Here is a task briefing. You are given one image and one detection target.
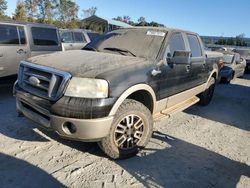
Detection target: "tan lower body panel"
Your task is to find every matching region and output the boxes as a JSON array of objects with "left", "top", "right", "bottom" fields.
[
  {"left": 153, "top": 83, "right": 206, "bottom": 120},
  {"left": 153, "top": 96, "right": 200, "bottom": 121}
]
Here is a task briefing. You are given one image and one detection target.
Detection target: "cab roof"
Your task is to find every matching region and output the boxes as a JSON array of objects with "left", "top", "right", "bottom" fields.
[
  {"left": 113, "top": 26, "right": 198, "bottom": 36},
  {"left": 0, "top": 20, "right": 57, "bottom": 28}
]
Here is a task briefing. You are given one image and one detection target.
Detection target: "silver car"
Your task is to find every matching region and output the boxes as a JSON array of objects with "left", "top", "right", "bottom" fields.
[
  {"left": 60, "top": 29, "right": 91, "bottom": 51},
  {"left": 0, "top": 21, "right": 62, "bottom": 78},
  {"left": 219, "top": 51, "right": 246, "bottom": 83}
]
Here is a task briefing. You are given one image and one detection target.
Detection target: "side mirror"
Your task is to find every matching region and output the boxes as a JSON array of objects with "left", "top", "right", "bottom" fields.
[
  {"left": 61, "top": 38, "right": 65, "bottom": 42},
  {"left": 170, "top": 51, "right": 191, "bottom": 64}
]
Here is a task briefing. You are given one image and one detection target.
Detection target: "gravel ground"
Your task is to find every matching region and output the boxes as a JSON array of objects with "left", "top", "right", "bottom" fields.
[{"left": 0, "top": 75, "right": 249, "bottom": 188}]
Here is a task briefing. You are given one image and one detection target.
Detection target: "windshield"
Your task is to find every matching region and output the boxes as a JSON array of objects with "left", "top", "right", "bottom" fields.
[
  {"left": 223, "top": 54, "right": 234, "bottom": 64},
  {"left": 84, "top": 28, "right": 167, "bottom": 59}
]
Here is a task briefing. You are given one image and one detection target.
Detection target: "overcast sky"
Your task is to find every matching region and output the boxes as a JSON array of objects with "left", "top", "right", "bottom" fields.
[{"left": 6, "top": 0, "right": 250, "bottom": 37}]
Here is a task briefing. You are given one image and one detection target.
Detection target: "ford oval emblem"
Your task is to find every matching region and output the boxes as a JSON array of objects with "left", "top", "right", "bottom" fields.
[{"left": 29, "top": 76, "right": 40, "bottom": 86}]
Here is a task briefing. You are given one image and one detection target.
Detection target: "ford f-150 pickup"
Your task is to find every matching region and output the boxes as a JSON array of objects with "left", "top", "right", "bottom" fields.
[{"left": 14, "top": 27, "right": 222, "bottom": 159}]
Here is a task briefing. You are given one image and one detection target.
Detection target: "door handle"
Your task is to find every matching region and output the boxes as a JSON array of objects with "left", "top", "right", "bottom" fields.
[
  {"left": 0, "top": 53, "right": 3, "bottom": 57},
  {"left": 17, "top": 49, "right": 27, "bottom": 54},
  {"left": 151, "top": 69, "right": 162, "bottom": 76},
  {"left": 186, "top": 65, "right": 191, "bottom": 73}
]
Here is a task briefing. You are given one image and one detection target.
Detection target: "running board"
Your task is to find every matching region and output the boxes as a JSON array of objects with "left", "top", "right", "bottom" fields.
[{"left": 153, "top": 96, "right": 200, "bottom": 121}]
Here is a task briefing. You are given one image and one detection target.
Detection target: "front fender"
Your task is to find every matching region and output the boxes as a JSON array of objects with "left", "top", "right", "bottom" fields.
[{"left": 108, "top": 84, "right": 157, "bottom": 116}]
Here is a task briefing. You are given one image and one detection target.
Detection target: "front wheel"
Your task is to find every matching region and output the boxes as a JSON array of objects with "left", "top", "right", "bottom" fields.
[
  {"left": 198, "top": 77, "right": 215, "bottom": 106},
  {"left": 98, "top": 99, "right": 153, "bottom": 159}
]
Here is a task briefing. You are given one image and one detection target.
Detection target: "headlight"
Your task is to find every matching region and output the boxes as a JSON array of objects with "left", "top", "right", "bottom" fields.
[{"left": 65, "top": 77, "right": 108, "bottom": 98}]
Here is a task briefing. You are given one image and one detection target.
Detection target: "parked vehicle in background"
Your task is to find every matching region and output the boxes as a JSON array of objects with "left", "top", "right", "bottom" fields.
[
  {"left": 208, "top": 46, "right": 235, "bottom": 52},
  {"left": 14, "top": 27, "right": 222, "bottom": 159},
  {"left": 86, "top": 31, "right": 101, "bottom": 42},
  {"left": 60, "top": 29, "right": 101, "bottom": 51},
  {"left": 233, "top": 48, "right": 250, "bottom": 73},
  {"left": 219, "top": 51, "right": 246, "bottom": 83},
  {"left": 0, "top": 21, "right": 62, "bottom": 79}
]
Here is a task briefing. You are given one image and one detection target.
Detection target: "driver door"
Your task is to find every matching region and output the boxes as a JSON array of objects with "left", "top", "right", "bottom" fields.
[{"left": 158, "top": 32, "right": 192, "bottom": 99}]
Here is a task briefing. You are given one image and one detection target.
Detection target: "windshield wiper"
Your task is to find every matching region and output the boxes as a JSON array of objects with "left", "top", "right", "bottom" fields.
[{"left": 104, "top": 47, "right": 136, "bottom": 57}]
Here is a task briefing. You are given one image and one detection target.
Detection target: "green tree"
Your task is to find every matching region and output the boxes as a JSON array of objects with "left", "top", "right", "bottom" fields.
[
  {"left": 37, "top": 0, "right": 57, "bottom": 24},
  {"left": 13, "top": 0, "right": 27, "bottom": 21},
  {"left": 226, "top": 37, "right": 235, "bottom": 46},
  {"left": 58, "top": 0, "right": 79, "bottom": 21},
  {"left": 137, "top": 16, "right": 147, "bottom": 26},
  {"left": 113, "top": 15, "right": 133, "bottom": 24},
  {"left": 215, "top": 38, "right": 227, "bottom": 45},
  {"left": 113, "top": 16, "right": 123, "bottom": 21},
  {"left": 138, "top": 16, "right": 146, "bottom": 23},
  {"left": 53, "top": 0, "right": 79, "bottom": 28},
  {"left": 122, "top": 16, "right": 130, "bottom": 23},
  {"left": 82, "top": 6, "right": 97, "bottom": 18},
  {"left": 24, "top": 0, "right": 39, "bottom": 21},
  {"left": 0, "top": 0, "right": 7, "bottom": 17},
  {"left": 236, "top": 34, "right": 247, "bottom": 46}
]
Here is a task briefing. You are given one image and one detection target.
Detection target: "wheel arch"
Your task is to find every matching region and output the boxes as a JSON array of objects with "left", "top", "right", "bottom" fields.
[
  {"left": 205, "top": 69, "right": 218, "bottom": 89},
  {"left": 109, "top": 84, "right": 157, "bottom": 116}
]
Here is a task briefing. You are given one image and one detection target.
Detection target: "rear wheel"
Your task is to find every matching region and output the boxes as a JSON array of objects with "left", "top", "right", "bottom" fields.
[
  {"left": 198, "top": 77, "right": 215, "bottom": 106},
  {"left": 99, "top": 99, "right": 153, "bottom": 159},
  {"left": 225, "top": 72, "right": 234, "bottom": 83}
]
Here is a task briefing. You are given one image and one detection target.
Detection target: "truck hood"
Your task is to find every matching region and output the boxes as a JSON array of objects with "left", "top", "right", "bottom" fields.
[{"left": 27, "top": 50, "right": 149, "bottom": 78}]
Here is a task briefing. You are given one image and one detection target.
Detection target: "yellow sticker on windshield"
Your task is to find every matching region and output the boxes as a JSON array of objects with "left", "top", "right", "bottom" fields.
[{"left": 146, "top": 31, "right": 165, "bottom": 37}]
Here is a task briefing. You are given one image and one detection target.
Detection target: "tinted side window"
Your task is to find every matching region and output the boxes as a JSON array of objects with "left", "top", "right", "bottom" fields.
[
  {"left": 31, "top": 27, "right": 59, "bottom": 46},
  {"left": 61, "top": 31, "right": 73, "bottom": 43},
  {"left": 87, "top": 32, "right": 100, "bottom": 41},
  {"left": 0, "top": 25, "right": 19, "bottom": 44},
  {"left": 18, "top": 26, "right": 26, "bottom": 44},
  {"left": 168, "top": 33, "right": 185, "bottom": 56},
  {"left": 74, "top": 32, "right": 86, "bottom": 43},
  {"left": 187, "top": 34, "right": 202, "bottom": 57}
]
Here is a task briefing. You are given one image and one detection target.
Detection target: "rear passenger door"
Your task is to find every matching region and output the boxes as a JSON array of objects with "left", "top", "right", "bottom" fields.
[
  {"left": 72, "top": 31, "right": 88, "bottom": 50},
  {"left": 185, "top": 33, "right": 206, "bottom": 85},
  {"left": 0, "top": 24, "right": 28, "bottom": 77}
]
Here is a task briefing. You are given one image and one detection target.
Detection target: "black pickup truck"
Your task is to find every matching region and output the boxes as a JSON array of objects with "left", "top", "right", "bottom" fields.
[{"left": 14, "top": 27, "right": 222, "bottom": 159}]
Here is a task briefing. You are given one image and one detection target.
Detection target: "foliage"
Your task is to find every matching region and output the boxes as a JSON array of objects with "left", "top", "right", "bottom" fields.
[
  {"left": 215, "top": 34, "right": 248, "bottom": 47},
  {"left": 58, "top": 0, "right": 79, "bottom": 22},
  {"left": 82, "top": 6, "right": 97, "bottom": 18},
  {"left": 0, "top": 0, "right": 7, "bottom": 16},
  {"left": 113, "top": 15, "right": 165, "bottom": 27},
  {"left": 13, "top": 0, "right": 27, "bottom": 21},
  {"left": 37, "top": 0, "right": 57, "bottom": 24},
  {"left": 10, "top": 0, "right": 166, "bottom": 31},
  {"left": 24, "top": 0, "right": 39, "bottom": 21}
]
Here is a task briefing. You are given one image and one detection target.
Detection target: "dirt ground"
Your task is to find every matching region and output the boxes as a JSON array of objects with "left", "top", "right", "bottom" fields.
[{"left": 0, "top": 75, "right": 249, "bottom": 188}]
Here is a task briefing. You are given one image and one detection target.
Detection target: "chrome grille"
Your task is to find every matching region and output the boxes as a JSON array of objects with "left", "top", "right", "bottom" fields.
[{"left": 18, "top": 61, "right": 71, "bottom": 101}]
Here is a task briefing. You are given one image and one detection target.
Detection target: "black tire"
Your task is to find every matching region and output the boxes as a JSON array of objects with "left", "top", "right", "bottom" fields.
[
  {"left": 198, "top": 77, "right": 215, "bottom": 106},
  {"left": 98, "top": 99, "right": 153, "bottom": 159},
  {"left": 225, "top": 72, "right": 234, "bottom": 83}
]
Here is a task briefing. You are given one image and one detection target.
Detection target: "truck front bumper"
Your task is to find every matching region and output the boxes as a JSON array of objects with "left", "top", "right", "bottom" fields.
[{"left": 15, "top": 86, "right": 113, "bottom": 142}]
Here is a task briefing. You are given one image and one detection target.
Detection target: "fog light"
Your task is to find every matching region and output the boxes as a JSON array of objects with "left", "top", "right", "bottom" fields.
[{"left": 63, "top": 122, "right": 77, "bottom": 134}]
